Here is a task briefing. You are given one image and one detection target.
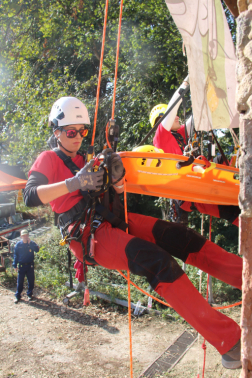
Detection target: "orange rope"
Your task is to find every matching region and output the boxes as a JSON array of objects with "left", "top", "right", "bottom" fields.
[
  {"left": 213, "top": 301, "right": 242, "bottom": 310},
  {"left": 91, "top": 0, "right": 109, "bottom": 147},
  {"left": 111, "top": 0, "right": 123, "bottom": 119},
  {"left": 117, "top": 270, "right": 172, "bottom": 307},
  {"left": 105, "top": 121, "right": 112, "bottom": 148},
  {"left": 124, "top": 178, "right": 133, "bottom": 378},
  {"left": 127, "top": 269, "right": 133, "bottom": 378},
  {"left": 117, "top": 268, "right": 241, "bottom": 311},
  {"left": 105, "top": 0, "right": 124, "bottom": 149}
]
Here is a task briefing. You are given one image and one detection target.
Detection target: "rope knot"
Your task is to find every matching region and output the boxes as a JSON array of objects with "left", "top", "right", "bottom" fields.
[{"left": 201, "top": 342, "right": 207, "bottom": 350}]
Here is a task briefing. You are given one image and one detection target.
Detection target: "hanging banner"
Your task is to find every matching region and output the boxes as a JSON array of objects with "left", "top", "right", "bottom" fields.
[{"left": 165, "top": 0, "right": 239, "bottom": 131}]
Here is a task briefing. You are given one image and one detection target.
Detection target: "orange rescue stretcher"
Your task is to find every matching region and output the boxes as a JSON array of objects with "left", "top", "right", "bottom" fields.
[{"left": 119, "top": 152, "right": 239, "bottom": 206}]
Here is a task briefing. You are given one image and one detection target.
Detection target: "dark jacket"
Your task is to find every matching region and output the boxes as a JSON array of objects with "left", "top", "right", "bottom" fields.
[{"left": 13, "top": 240, "right": 39, "bottom": 268}]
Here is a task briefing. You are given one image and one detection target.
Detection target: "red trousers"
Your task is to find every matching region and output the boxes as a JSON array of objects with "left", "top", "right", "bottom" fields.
[
  {"left": 180, "top": 201, "right": 239, "bottom": 227},
  {"left": 70, "top": 213, "right": 241, "bottom": 355}
]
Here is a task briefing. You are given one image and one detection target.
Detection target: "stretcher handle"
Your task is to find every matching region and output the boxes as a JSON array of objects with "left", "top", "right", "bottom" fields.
[{"left": 176, "top": 155, "right": 195, "bottom": 169}]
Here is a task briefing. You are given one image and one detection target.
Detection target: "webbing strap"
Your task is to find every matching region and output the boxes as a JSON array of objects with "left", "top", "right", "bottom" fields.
[
  {"left": 95, "top": 202, "right": 127, "bottom": 231},
  {"left": 210, "top": 131, "right": 229, "bottom": 166},
  {"left": 53, "top": 148, "right": 84, "bottom": 173},
  {"left": 54, "top": 148, "right": 128, "bottom": 231}
]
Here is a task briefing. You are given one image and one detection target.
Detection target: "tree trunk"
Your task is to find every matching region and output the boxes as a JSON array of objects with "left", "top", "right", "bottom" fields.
[{"left": 236, "top": 7, "right": 252, "bottom": 378}]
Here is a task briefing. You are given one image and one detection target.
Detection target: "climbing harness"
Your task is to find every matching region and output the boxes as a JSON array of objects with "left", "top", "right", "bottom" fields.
[{"left": 54, "top": 145, "right": 126, "bottom": 308}]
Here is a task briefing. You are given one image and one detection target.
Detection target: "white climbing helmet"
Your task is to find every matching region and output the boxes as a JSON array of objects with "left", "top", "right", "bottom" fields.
[{"left": 48, "top": 97, "right": 90, "bottom": 130}]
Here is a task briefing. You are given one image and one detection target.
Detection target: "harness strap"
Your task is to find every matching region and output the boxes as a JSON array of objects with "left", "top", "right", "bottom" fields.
[
  {"left": 95, "top": 202, "right": 128, "bottom": 231},
  {"left": 54, "top": 149, "right": 128, "bottom": 231},
  {"left": 210, "top": 130, "right": 229, "bottom": 166},
  {"left": 171, "top": 130, "right": 186, "bottom": 153},
  {"left": 53, "top": 148, "right": 85, "bottom": 173},
  {"left": 67, "top": 248, "right": 73, "bottom": 289},
  {"left": 179, "top": 87, "right": 188, "bottom": 145}
]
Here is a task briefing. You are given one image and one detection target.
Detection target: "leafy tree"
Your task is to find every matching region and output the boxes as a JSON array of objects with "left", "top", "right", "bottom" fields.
[
  {"left": 0, "top": 0, "right": 186, "bottom": 169},
  {"left": 0, "top": 0, "right": 239, "bottom": 257}
]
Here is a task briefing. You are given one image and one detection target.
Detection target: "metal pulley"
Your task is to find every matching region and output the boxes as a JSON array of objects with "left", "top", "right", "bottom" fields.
[{"left": 108, "top": 118, "right": 119, "bottom": 152}]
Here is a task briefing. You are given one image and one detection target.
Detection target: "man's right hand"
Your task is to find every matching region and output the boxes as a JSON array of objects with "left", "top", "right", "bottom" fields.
[{"left": 65, "top": 159, "right": 104, "bottom": 193}]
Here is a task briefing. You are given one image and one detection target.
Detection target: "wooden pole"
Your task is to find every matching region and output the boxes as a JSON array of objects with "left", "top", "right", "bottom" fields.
[{"left": 236, "top": 2, "right": 252, "bottom": 376}]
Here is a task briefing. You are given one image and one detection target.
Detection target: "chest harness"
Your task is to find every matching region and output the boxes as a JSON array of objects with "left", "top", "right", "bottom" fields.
[
  {"left": 171, "top": 131, "right": 186, "bottom": 153},
  {"left": 54, "top": 148, "right": 127, "bottom": 263}
]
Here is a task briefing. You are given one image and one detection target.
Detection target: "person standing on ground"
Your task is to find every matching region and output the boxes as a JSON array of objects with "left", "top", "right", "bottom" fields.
[{"left": 13, "top": 229, "right": 39, "bottom": 303}]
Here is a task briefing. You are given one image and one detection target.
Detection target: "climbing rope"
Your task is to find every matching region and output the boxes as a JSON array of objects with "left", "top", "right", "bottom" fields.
[
  {"left": 117, "top": 266, "right": 241, "bottom": 311},
  {"left": 84, "top": 2, "right": 241, "bottom": 377},
  {"left": 230, "top": 128, "right": 239, "bottom": 149},
  {"left": 123, "top": 178, "right": 133, "bottom": 378},
  {"left": 89, "top": 0, "right": 109, "bottom": 159},
  {"left": 105, "top": 0, "right": 124, "bottom": 149},
  {"left": 117, "top": 270, "right": 172, "bottom": 307},
  {"left": 200, "top": 216, "right": 213, "bottom": 378},
  {"left": 111, "top": 0, "right": 123, "bottom": 119}
]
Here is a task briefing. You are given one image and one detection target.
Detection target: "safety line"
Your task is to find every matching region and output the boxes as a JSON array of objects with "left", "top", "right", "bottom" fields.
[
  {"left": 111, "top": 0, "right": 123, "bottom": 119},
  {"left": 91, "top": 0, "right": 109, "bottom": 147},
  {"left": 201, "top": 215, "right": 213, "bottom": 378},
  {"left": 124, "top": 178, "right": 133, "bottom": 378},
  {"left": 117, "top": 270, "right": 172, "bottom": 308},
  {"left": 105, "top": 0, "right": 124, "bottom": 149},
  {"left": 117, "top": 269, "right": 241, "bottom": 311},
  {"left": 214, "top": 301, "right": 242, "bottom": 310},
  {"left": 106, "top": 121, "right": 112, "bottom": 149}
]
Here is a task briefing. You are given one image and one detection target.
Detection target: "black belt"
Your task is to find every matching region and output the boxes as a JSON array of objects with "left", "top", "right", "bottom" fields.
[
  {"left": 58, "top": 199, "right": 87, "bottom": 229},
  {"left": 19, "top": 262, "right": 33, "bottom": 267},
  {"left": 58, "top": 198, "right": 127, "bottom": 232}
]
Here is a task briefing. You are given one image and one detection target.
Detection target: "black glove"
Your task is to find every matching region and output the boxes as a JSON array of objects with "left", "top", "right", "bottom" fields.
[
  {"left": 111, "top": 152, "right": 124, "bottom": 181},
  {"left": 65, "top": 159, "right": 104, "bottom": 192},
  {"left": 101, "top": 148, "right": 124, "bottom": 181}
]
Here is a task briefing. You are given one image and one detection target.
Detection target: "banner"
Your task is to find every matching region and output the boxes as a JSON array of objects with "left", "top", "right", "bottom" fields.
[{"left": 165, "top": 0, "right": 239, "bottom": 130}]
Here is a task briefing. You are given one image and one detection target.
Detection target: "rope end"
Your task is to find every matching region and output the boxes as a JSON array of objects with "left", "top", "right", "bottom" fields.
[{"left": 83, "top": 287, "right": 90, "bottom": 306}]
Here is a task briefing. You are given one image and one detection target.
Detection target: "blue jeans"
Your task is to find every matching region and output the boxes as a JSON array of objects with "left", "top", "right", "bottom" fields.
[{"left": 15, "top": 263, "right": 35, "bottom": 299}]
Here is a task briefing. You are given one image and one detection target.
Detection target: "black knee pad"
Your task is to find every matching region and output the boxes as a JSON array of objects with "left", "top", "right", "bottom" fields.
[
  {"left": 125, "top": 237, "right": 184, "bottom": 290},
  {"left": 152, "top": 220, "right": 206, "bottom": 262},
  {"left": 218, "top": 205, "right": 240, "bottom": 224}
]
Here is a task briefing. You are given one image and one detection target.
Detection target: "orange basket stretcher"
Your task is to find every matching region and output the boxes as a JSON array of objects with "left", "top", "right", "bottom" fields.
[{"left": 119, "top": 152, "right": 239, "bottom": 206}]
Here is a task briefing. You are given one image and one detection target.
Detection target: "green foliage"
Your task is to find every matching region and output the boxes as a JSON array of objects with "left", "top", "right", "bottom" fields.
[
  {"left": 0, "top": 267, "right": 17, "bottom": 287},
  {"left": 34, "top": 227, "right": 71, "bottom": 298},
  {"left": 0, "top": 0, "right": 240, "bottom": 310},
  {"left": 0, "top": 0, "right": 186, "bottom": 170}
]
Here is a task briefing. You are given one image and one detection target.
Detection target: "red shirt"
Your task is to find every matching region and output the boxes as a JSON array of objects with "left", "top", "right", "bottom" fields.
[
  {"left": 153, "top": 124, "right": 186, "bottom": 155},
  {"left": 29, "top": 150, "right": 85, "bottom": 213}
]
